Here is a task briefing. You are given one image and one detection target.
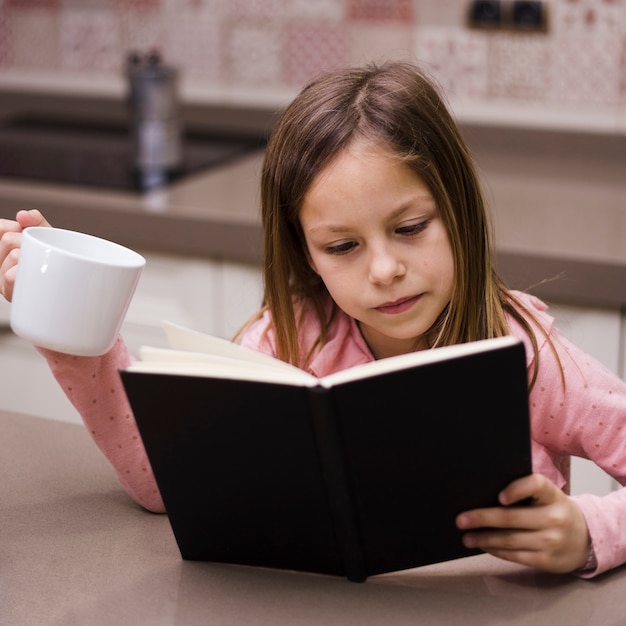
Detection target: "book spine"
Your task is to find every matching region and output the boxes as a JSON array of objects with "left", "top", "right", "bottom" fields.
[{"left": 307, "top": 386, "right": 367, "bottom": 582}]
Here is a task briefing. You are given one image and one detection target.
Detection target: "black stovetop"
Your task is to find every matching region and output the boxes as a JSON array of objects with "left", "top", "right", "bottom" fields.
[{"left": 0, "top": 117, "right": 264, "bottom": 192}]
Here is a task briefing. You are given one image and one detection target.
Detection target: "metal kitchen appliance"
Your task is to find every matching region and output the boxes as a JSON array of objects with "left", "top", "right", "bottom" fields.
[{"left": 126, "top": 50, "right": 183, "bottom": 189}]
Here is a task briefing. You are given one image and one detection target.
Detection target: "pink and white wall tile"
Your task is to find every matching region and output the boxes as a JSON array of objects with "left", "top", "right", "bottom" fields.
[
  {"left": 289, "top": 0, "right": 345, "bottom": 22},
  {"left": 413, "top": 0, "right": 466, "bottom": 28},
  {"left": 162, "top": 5, "right": 221, "bottom": 81},
  {"left": 415, "top": 27, "right": 489, "bottom": 99},
  {"left": 350, "top": 22, "right": 414, "bottom": 66},
  {"left": 487, "top": 33, "right": 551, "bottom": 100},
  {"left": 116, "top": 2, "right": 164, "bottom": 55},
  {"left": 9, "top": 5, "right": 59, "bottom": 69},
  {"left": 549, "top": 33, "right": 623, "bottom": 104},
  {"left": 347, "top": 0, "right": 413, "bottom": 22},
  {"left": 283, "top": 21, "right": 348, "bottom": 85},
  {"left": 6, "top": 0, "right": 60, "bottom": 8},
  {"left": 59, "top": 9, "right": 120, "bottom": 72},
  {"left": 0, "top": 3, "right": 12, "bottom": 67},
  {"left": 61, "top": 0, "right": 115, "bottom": 8},
  {"left": 228, "top": 0, "right": 284, "bottom": 21},
  {"left": 0, "top": 0, "right": 625, "bottom": 108},
  {"left": 548, "top": 0, "right": 625, "bottom": 104},
  {"left": 552, "top": 0, "right": 623, "bottom": 35},
  {"left": 224, "top": 19, "right": 282, "bottom": 85},
  {"left": 114, "top": 0, "right": 161, "bottom": 10}
]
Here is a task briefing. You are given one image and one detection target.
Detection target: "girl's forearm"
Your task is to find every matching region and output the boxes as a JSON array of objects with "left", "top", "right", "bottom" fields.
[{"left": 37, "top": 338, "right": 165, "bottom": 512}]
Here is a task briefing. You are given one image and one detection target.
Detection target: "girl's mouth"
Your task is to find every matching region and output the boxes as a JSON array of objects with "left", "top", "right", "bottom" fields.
[{"left": 375, "top": 294, "right": 420, "bottom": 315}]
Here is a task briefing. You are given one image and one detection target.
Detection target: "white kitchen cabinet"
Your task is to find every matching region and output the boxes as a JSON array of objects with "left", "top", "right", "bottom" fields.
[
  {"left": 0, "top": 331, "right": 82, "bottom": 422},
  {"left": 122, "top": 251, "right": 263, "bottom": 357},
  {"left": 548, "top": 303, "right": 622, "bottom": 496},
  {"left": 1, "top": 293, "right": 83, "bottom": 421},
  {"left": 0, "top": 251, "right": 263, "bottom": 424},
  {"left": 121, "top": 252, "right": 223, "bottom": 357}
]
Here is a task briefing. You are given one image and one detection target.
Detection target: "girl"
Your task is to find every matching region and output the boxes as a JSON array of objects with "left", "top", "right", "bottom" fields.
[{"left": 1, "top": 61, "right": 625, "bottom": 578}]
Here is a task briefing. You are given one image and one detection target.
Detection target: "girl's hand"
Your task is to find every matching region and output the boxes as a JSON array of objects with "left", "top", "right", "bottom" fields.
[
  {"left": 456, "top": 473, "right": 591, "bottom": 573},
  {"left": 0, "top": 209, "right": 51, "bottom": 302}
]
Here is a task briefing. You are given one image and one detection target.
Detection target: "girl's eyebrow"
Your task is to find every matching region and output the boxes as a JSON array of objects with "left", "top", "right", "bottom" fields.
[
  {"left": 305, "top": 193, "right": 437, "bottom": 236},
  {"left": 305, "top": 223, "right": 352, "bottom": 236},
  {"left": 390, "top": 195, "right": 437, "bottom": 216}
]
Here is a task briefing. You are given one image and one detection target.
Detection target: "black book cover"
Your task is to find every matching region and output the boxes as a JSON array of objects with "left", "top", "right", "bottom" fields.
[{"left": 121, "top": 339, "right": 531, "bottom": 582}]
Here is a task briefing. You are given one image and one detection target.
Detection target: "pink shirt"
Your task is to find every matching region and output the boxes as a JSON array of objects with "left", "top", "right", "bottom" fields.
[{"left": 39, "top": 291, "right": 626, "bottom": 577}]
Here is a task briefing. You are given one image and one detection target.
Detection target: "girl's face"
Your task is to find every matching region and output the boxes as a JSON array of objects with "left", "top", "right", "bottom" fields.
[{"left": 300, "top": 141, "right": 454, "bottom": 359}]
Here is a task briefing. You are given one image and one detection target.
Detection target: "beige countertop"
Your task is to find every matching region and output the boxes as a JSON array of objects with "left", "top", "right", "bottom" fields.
[
  {"left": 0, "top": 108, "right": 625, "bottom": 309},
  {"left": 0, "top": 150, "right": 266, "bottom": 265},
  {"left": 3, "top": 407, "right": 626, "bottom": 625}
]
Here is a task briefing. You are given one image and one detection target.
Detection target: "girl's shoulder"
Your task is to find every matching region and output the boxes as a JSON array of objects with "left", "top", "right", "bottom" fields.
[
  {"left": 507, "top": 289, "right": 554, "bottom": 324},
  {"left": 505, "top": 290, "right": 556, "bottom": 365},
  {"left": 237, "top": 307, "right": 278, "bottom": 356}
]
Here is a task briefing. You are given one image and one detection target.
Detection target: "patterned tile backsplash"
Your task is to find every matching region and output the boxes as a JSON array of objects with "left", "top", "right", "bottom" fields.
[{"left": 0, "top": 0, "right": 625, "bottom": 107}]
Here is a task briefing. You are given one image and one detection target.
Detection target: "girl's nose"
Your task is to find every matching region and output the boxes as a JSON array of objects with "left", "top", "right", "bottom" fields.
[{"left": 368, "top": 245, "right": 406, "bottom": 285}]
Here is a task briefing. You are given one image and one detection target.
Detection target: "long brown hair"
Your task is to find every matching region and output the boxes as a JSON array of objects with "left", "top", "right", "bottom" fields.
[{"left": 252, "top": 61, "right": 545, "bottom": 385}]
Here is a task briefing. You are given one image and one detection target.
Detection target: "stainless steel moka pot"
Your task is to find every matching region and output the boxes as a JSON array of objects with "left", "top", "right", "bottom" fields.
[{"left": 126, "top": 50, "right": 182, "bottom": 188}]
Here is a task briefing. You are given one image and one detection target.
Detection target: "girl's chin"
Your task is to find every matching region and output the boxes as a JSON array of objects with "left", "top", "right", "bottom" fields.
[{"left": 359, "top": 324, "right": 428, "bottom": 358}]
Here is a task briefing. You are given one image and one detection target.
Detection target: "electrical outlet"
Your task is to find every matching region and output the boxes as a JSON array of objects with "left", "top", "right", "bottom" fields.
[
  {"left": 511, "top": 1, "right": 548, "bottom": 31},
  {"left": 467, "top": 0, "right": 549, "bottom": 32},
  {"left": 468, "top": 1, "right": 502, "bottom": 28}
]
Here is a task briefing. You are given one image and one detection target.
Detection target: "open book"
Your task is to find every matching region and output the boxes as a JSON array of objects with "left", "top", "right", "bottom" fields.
[{"left": 120, "top": 322, "right": 532, "bottom": 582}]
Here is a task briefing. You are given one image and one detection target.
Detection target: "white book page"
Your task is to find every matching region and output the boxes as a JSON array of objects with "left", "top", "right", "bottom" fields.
[
  {"left": 162, "top": 321, "right": 298, "bottom": 373},
  {"left": 319, "top": 335, "right": 521, "bottom": 387},
  {"left": 129, "top": 324, "right": 520, "bottom": 389},
  {"left": 130, "top": 346, "right": 318, "bottom": 385}
]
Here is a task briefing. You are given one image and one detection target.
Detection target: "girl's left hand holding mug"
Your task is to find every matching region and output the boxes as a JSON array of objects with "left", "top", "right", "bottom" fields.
[
  {"left": 0, "top": 209, "right": 51, "bottom": 302},
  {"left": 456, "top": 472, "right": 592, "bottom": 573}
]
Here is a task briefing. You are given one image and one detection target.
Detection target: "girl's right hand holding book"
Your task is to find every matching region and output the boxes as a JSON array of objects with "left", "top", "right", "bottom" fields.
[{"left": 0, "top": 209, "right": 51, "bottom": 302}]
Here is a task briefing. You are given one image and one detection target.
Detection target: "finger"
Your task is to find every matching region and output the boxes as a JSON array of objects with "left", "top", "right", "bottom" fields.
[
  {"left": 0, "top": 231, "right": 22, "bottom": 302},
  {"left": 468, "top": 537, "right": 556, "bottom": 571},
  {"left": 0, "top": 230, "right": 22, "bottom": 255},
  {"left": 456, "top": 476, "right": 561, "bottom": 532},
  {"left": 462, "top": 527, "right": 588, "bottom": 574},
  {"left": 457, "top": 503, "right": 546, "bottom": 532},
  {"left": 0, "top": 217, "right": 22, "bottom": 237},
  {"left": 1, "top": 258, "right": 18, "bottom": 301},
  {"left": 15, "top": 209, "right": 51, "bottom": 229},
  {"left": 0, "top": 230, "right": 22, "bottom": 262},
  {"left": 499, "top": 473, "right": 558, "bottom": 507},
  {"left": 462, "top": 527, "right": 539, "bottom": 552}
]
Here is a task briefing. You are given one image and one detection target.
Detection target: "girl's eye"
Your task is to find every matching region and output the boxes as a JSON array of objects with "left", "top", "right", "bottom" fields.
[
  {"left": 326, "top": 241, "right": 357, "bottom": 255},
  {"left": 397, "top": 220, "right": 430, "bottom": 236}
]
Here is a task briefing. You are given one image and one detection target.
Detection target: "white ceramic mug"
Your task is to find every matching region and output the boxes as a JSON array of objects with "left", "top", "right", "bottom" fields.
[{"left": 10, "top": 227, "right": 145, "bottom": 356}]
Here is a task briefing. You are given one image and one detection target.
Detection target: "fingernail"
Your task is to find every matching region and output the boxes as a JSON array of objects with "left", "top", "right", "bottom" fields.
[{"left": 456, "top": 514, "right": 470, "bottom": 528}]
